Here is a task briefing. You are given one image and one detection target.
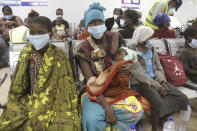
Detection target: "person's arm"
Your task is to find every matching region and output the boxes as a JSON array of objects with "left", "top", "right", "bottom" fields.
[
  {"left": 63, "top": 20, "right": 70, "bottom": 35},
  {"left": 180, "top": 49, "right": 197, "bottom": 75},
  {"left": 79, "top": 59, "right": 94, "bottom": 81},
  {"left": 118, "top": 33, "right": 126, "bottom": 47},
  {"left": 151, "top": 2, "right": 166, "bottom": 21},
  {"left": 64, "top": 26, "right": 69, "bottom": 37},
  {"left": 0, "top": 18, "right": 6, "bottom": 25},
  {"left": 15, "top": 16, "right": 23, "bottom": 26},
  {"left": 79, "top": 58, "right": 117, "bottom": 123},
  {"left": 153, "top": 48, "right": 167, "bottom": 84}
]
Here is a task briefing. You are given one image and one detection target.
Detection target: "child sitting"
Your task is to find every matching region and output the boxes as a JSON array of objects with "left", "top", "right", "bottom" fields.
[{"left": 53, "top": 17, "right": 68, "bottom": 40}]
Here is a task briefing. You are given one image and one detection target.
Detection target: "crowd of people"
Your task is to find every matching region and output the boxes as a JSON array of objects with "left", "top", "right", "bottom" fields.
[{"left": 0, "top": 0, "right": 197, "bottom": 131}]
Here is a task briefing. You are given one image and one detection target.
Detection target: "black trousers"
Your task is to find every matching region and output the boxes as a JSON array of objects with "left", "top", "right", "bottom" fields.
[{"left": 134, "top": 82, "right": 188, "bottom": 118}]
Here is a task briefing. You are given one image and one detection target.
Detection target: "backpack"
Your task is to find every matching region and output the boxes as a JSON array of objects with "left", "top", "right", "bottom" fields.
[{"left": 158, "top": 53, "right": 187, "bottom": 87}]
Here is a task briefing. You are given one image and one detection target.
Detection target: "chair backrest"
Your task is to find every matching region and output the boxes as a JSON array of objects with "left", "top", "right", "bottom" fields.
[
  {"left": 9, "top": 43, "right": 25, "bottom": 77},
  {"left": 9, "top": 41, "right": 68, "bottom": 78},
  {"left": 51, "top": 40, "right": 68, "bottom": 54},
  {"left": 72, "top": 40, "right": 84, "bottom": 52},
  {"left": 165, "top": 38, "right": 185, "bottom": 57},
  {"left": 152, "top": 39, "right": 168, "bottom": 53},
  {"left": 124, "top": 38, "right": 167, "bottom": 53}
]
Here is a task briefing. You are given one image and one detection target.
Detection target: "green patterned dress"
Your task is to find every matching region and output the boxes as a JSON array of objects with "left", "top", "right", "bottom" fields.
[{"left": 0, "top": 43, "right": 81, "bottom": 131}]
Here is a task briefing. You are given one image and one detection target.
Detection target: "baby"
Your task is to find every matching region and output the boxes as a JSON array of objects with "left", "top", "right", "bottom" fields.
[
  {"left": 87, "top": 47, "right": 138, "bottom": 103},
  {"left": 86, "top": 47, "right": 146, "bottom": 125}
]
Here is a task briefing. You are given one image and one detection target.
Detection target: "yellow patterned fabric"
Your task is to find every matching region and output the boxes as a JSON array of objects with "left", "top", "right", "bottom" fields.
[
  {"left": 0, "top": 43, "right": 81, "bottom": 131},
  {"left": 112, "top": 96, "right": 143, "bottom": 113}
]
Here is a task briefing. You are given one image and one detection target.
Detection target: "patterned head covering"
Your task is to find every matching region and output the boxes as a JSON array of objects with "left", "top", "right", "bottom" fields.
[{"left": 84, "top": 2, "right": 106, "bottom": 27}]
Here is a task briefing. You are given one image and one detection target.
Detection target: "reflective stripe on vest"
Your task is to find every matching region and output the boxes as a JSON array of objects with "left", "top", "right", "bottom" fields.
[
  {"left": 55, "top": 24, "right": 65, "bottom": 36},
  {"left": 145, "top": 1, "right": 170, "bottom": 29},
  {"left": 9, "top": 26, "right": 29, "bottom": 43},
  {"left": 55, "top": 24, "right": 65, "bottom": 31}
]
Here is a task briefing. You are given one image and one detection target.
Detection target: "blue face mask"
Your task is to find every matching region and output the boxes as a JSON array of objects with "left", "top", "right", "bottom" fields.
[
  {"left": 120, "top": 19, "right": 125, "bottom": 27},
  {"left": 28, "top": 33, "right": 50, "bottom": 50},
  {"left": 4, "top": 15, "right": 12, "bottom": 20},
  {"left": 146, "top": 39, "right": 154, "bottom": 47},
  {"left": 88, "top": 24, "right": 107, "bottom": 39},
  {"left": 189, "top": 39, "right": 197, "bottom": 48},
  {"left": 168, "top": 5, "right": 175, "bottom": 10}
]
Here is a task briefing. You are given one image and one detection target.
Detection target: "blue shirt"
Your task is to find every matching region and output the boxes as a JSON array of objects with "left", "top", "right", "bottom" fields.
[{"left": 137, "top": 48, "right": 155, "bottom": 78}]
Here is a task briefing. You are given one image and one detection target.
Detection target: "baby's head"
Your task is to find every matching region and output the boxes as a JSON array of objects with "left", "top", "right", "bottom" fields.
[
  {"left": 114, "top": 48, "right": 127, "bottom": 61},
  {"left": 114, "top": 47, "right": 138, "bottom": 62}
]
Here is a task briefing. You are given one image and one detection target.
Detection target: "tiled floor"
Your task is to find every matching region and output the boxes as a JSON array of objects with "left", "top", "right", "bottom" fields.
[{"left": 0, "top": 67, "right": 197, "bottom": 131}]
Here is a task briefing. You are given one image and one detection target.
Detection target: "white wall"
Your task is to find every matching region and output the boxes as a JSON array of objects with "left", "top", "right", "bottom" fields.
[
  {"left": 175, "top": 0, "right": 197, "bottom": 23},
  {"left": 0, "top": 0, "right": 197, "bottom": 25}
]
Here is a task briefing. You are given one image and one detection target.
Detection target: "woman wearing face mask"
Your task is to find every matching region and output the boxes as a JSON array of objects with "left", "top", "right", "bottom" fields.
[
  {"left": 118, "top": 9, "right": 141, "bottom": 39},
  {"left": 153, "top": 13, "right": 177, "bottom": 39},
  {"left": 129, "top": 26, "right": 188, "bottom": 131},
  {"left": 105, "top": 8, "right": 123, "bottom": 31},
  {"left": 180, "top": 27, "right": 197, "bottom": 83},
  {"left": 75, "top": 3, "right": 139, "bottom": 131},
  {"left": 0, "top": 16, "right": 81, "bottom": 131},
  {"left": 145, "top": 0, "right": 182, "bottom": 29}
]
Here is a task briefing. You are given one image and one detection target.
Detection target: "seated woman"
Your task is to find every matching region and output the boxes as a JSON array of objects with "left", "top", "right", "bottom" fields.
[
  {"left": 128, "top": 26, "right": 188, "bottom": 131},
  {"left": 153, "top": 13, "right": 177, "bottom": 39},
  {"left": 86, "top": 46, "right": 148, "bottom": 108},
  {"left": 0, "top": 16, "right": 81, "bottom": 131},
  {"left": 76, "top": 3, "right": 143, "bottom": 131},
  {"left": 180, "top": 27, "right": 197, "bottom": 83},
  {"left": 118, "top": 9, "right": 141, "bottom": 39}
]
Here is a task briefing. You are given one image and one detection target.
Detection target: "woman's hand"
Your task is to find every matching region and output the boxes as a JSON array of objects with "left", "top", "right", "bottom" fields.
[
  {"left": 97, "top": 95, "right": 117, "bottom": 123},
  {"left": 119, "top": 63, "right": 132, "bottom": 76},
  {"left": 159, "top": 82, "right": 169, "bottom": 96}
]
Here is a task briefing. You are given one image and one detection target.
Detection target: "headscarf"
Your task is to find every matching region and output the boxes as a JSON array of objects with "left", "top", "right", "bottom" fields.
[
  {"left": 153, "top": 13, "right": 170, "bottom": 26},
  {"left": 129, "top": 26, "right": 154, "bottom": 47},
  {"left": 84, "top": 2, "right": 106, "bottom": 27},
  {"left": 174, "top": 0, "right": 182, "bottom": 11}
]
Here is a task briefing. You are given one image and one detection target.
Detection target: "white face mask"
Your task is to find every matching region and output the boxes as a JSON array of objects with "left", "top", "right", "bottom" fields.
[
  {"left": 189, "top": 39, "right": 197, "bottom": 48},
  {"left": 138, "top": 18, "right": 142, "bottom": 23},
  {"left": 168, "top": 5, "right": 175, "bottom": 10},
  {"left": 113, "top": 15, "right": 118, "bottom": 20},
  {"left": 88, "top": 24, "right": 107, "bottom": 39},
  {"left": 56, "top": 15, "right": 62, "bottom": 18},
  {"left": 4, "top": 15, "right": 12, "bottom": 20},
  {"left": 120, "top": 19, "right": 125, "bottom": 27},
  {"left": 28, "top": 33, "right": 50, "bottom": 50}
]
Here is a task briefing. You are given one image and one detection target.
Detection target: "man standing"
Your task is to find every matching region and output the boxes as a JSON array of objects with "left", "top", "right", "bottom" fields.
[
  {"left": 145, "top": 0, "right": 182, "bottom": 29},
  {"left": 52, "top": 8, "right": 69, "bottom": 36}
]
